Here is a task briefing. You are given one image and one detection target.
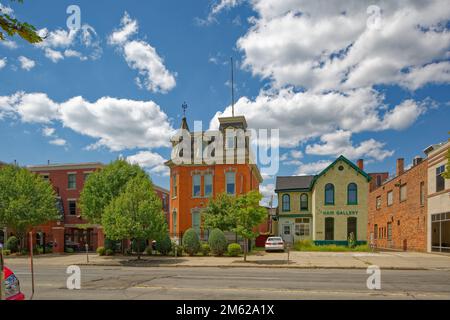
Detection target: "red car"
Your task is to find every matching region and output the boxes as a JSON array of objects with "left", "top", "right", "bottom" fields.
[{"left": 3, "top": 267, "right": 25, "bottom": 300}]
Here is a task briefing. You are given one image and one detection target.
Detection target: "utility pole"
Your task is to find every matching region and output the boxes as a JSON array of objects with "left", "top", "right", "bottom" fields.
[
  {"left": 231, "top": 57, "right": 235, "bottom": 117},
  {"left": 29, "top": 231, "right": 35, "bottom": 300}
]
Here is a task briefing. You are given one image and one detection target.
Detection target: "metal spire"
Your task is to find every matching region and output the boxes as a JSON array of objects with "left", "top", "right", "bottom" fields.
[{"left": 182, "top": 102, "right": 188, "bottom": 117}]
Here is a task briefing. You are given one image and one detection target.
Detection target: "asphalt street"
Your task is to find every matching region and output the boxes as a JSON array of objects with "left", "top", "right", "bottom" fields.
[{"left": 8, "top": 265, "right": 450, "bottom": 300}]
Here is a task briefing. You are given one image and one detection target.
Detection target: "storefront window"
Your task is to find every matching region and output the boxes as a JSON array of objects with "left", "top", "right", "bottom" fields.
[
  {"left": 282, "top": 194, "right": 290, "bottom": 211},
  {"left": 432, "top": 213, "right": 450, "bottom": 253},
  {"left": 347, "top": 183, "right": 357, "bottom": 205},
  {"left": 295, "top": 218, "right": 310, "bottom": 236},
  {"left": 325, "top": 184, "right": 334, "bottom": 205}
]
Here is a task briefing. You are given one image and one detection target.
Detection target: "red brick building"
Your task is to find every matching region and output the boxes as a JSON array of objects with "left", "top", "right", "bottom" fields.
[
  {"left": 24, "top": 162, "right": 169, "bottom": 253},
  {"left": 165, "top": 115, "right": 263, "bottom": 240},
  {"left": 368, "top": 157, "right": 428, "bottom": 252}
]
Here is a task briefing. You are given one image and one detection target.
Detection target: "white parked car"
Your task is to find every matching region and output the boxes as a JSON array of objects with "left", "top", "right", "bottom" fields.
[{"left": 265, "top": 237, "right": 285, "bottom": 252}]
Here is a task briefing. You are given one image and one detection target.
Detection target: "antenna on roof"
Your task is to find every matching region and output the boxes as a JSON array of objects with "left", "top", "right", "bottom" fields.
[{"left": 231, "top": 57, "right": 235, "bottom": 117}]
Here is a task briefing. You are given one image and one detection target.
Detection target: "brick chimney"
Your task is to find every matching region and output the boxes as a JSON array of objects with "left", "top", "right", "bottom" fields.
[
  {"left": 396, "top": 158, "right": 404, "bottom": 176},
  {"left": 356, "top": 159, "right": 364, "bottom": 170}
]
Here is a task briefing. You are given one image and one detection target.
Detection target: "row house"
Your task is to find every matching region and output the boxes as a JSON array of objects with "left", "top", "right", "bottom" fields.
[{"left": 275, "top": 156, "right": 371, "bottom": 245}]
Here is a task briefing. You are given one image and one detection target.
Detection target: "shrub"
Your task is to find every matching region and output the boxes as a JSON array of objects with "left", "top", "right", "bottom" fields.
[
  {"left": 5, "top": 236, "right": 19, "bottom": 253},
  {"left": 201, "top": 243, "right": 211, "bottom": 256},
  {"left": 3, "top": 249, "right": 11, "bottom": 256},
  {"left": 105, "top": 249, "right": 114, "bottom": 256},
  {"left": 145, "top": 246, "right": 153, "bottom": 255},
  {"left": 227, "top": 243, "right": 241, "bottom": 257},
  {"left": 132, "top": 239, "right": 147, "bottom": 254},
  {"left": 182, "top": 228, "right": 201, "bottom": 256},
  {"left": 65, "top": 247, "right": 74, "bottom": 254},
  {"left": 208, "top": 229, "right": 227, "bottom": 256},
  {"left": 105, "top": 238, "right": 120, "bottom": 252},
  {"left": 96, "top": 246, "right": 106, "bottom": 256},
  {"left": 45, "top": 247, "right": 53, "bottom": 254},
  {"left": 156, "top": 234, "right": 172, "bottom": 255},
  {"left": 172, "top": 243, "right": 184, "bottom": 256}
]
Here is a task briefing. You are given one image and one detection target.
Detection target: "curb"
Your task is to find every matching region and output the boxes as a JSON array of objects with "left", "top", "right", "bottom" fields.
[{"left": 75, "top": 262, "right": 436, "bottom": 271}]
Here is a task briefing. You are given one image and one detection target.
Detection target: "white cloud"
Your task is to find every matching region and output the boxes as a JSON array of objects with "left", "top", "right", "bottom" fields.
[
  {"left": 197, "top": 0, "right": 244, "bottom": 25},
  {"left": 0, "top": 40, "right": 18, "bottom": 49},
  {"left": 18, "top": 56, "right": 36, "bottom": 71},
  {"left": 123, "top": 40, "right": 176, "bottom": 93},
  {"left": 37, "top": 24, "right": 102, "bottom": 61},
  {"left": 108, "top": 12, "right": 138, "bottom": 45},
  {"left": 238, "top": 0, "right": 450, "bottom": 92},
  {"left": 44, "top": 48, "right": 64, "bottom": 63},
  {"left": 126, "top": 151, "right": 169, "bottom": 176},
  {"left": 305, "top": 130, "right": 394, "bottom": 161},
  {"left": 295, "top": 160, "right": 332, "bottom": 176},
  {"left": 259, "top": 182, "right": 276, "bottom": 206},
  {"left": 210, "top": 87, "right": 425, "bottom": 148},
  {"left": 42, "top": 127, "right": 55, "bottom": 137},
  {"left": 380, "top": 99, "right": 426, "bottom": 131},
  {"left": 49, "top": 138, "right": 67, "bottom": 146},
  {"left": 109, "top": 13, "right": 176, "bottom": 93},
  {"left": 64, "top": 49, "right": 87, "bottom": 60},
  {"left": 0, "top": 3, "right": 14, "bottom": 15},
  {"left": 0, "top": 92, "right": 175, "bottom": 152},
  {"left": 38, "top": 28, "right": 77, "bottom": 48},
  {"left": 0, "top": 57, "right": 6, "bottom": 69},
  {"left": 15, "top": 93, "right": 59, "bottom": 123}
]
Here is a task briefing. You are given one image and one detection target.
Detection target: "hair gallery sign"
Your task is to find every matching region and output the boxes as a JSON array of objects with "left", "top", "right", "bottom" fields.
[{"left": 320, "top": 209, "right": 358, "bottom": 216}]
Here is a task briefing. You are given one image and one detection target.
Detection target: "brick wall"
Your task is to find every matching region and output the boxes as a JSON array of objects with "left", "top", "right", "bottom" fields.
[{"left": 368, "top": 159, "right": 428, "bottom": 252}]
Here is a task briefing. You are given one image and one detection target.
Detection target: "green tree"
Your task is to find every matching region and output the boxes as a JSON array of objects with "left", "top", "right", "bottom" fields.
[
  {"left": 0, "top": 165, "right": 59, "bottom": 249},
  {"left": 0, "top": 0, "right": 43, "bottom": 43},
  {"left": 79, "top": 159, "right": 146, "bottom": 224},
  {"left": 231, "top": 191, "right": 267, "bottom": 262},
  {"left": 101, "top": 175, "right": 167, "bottom": 259},
  {"left": 443, "top": 132, "right": 450, "bottom": 179},
  {"left": 203, "top": 193, "right": 237, "bottom": 232}
]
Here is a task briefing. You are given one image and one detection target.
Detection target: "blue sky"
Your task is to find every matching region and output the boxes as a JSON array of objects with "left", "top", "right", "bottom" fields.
[{"left": 0, "top": 0, "right": 449, "bottom": 201}]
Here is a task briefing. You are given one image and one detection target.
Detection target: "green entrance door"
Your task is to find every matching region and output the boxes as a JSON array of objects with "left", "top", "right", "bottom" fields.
[{"left": 325, "top": 217, "right": 334, "bottom": 241}]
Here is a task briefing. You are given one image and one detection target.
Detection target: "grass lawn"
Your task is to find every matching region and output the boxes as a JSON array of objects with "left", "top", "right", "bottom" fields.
[{"left": 293, "top": 240, "right": 369, "bottom": 252}]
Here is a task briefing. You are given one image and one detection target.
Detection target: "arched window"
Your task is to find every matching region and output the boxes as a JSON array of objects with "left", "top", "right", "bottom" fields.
[
  {"left": 347, "top": 183, "right": 358, "bottom": 205},
  {"left": 325, "top": 183, "right": 335, "bottom": 205},
  {"left": 282, "top": 194, "right": 290, "bottom": 212},
  {"left": 300, "top": 193, "right": 308, "bottom": 211}
]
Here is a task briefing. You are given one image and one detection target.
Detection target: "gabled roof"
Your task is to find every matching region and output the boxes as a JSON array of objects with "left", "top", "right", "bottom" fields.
[
  {"left": 310, "top": 155, "right": 371, "bottom": 187},
  {"left": 275, "top": 155, "right": 371, "bottom": 192},
  {"left": 275, "top": 175, "right": 314, "bottom": 192}
]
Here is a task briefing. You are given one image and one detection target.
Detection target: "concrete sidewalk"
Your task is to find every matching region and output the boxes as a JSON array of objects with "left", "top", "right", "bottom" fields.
[{"left": 4, "top": 250, "right": 450, "bottom": 270}]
